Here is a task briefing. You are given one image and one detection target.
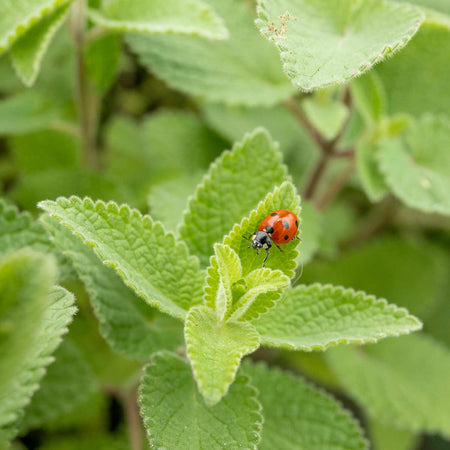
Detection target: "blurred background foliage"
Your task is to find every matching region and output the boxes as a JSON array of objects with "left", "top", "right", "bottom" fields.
[{"left": 0, "top": 0, "right": 449, "bottom": 449}]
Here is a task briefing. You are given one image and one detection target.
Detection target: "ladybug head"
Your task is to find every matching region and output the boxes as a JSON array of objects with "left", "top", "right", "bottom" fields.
[{"left": 251, "top": 230, "right": 272, "bottom": 250}]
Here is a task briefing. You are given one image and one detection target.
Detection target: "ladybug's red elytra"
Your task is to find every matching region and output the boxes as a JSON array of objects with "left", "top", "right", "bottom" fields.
[{"left": 247, "top": 209, "right": 299, "bottom": 267}]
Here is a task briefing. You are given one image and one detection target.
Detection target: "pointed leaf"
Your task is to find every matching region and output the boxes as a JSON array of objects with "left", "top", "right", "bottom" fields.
[
  {"left": 204, "top": 244, "right": 242, "bottom": 320},
  {"left": 327, "top": 333, "right": 450, "bottom": 437},
  {"left": 0, "top": 0, "right": 71, "bottom": 54},
  {"left": 256, "top": 0, "right": 424, "bottom": 91},
  {"left": 228, "top": 268, "right": 290, "bottom": 322},
  {"left": 38, "top": 197, "right": 204, "bottom": 320},
  {"left": 377, "top": 115, "right": 450, "bottom": 216},
  {"left": 10, "top": 2, "right": 71, "bottom": 86},
  {"left": 180, "top": 128, "right": 288, "bottom": 267},
  {"left": 245, "top": 362, "right": 368, "bottom": 450},
  {"left": 20, "top": 340, "right": 96, "bottom": 432},
  {"left": 223, "top": 181, "right": 301, "bottom": 278},
  {"left": 0, "top": 250, "right": 76, "bottom": 443},
  {"left": 41, "top": 214, "right": 183, "bottom": 361},
  {"left": 139, "top": 351, "right": 262, "bottom": 449},
  {"left": 185, "top": 305, "right": 260, "bottom": 405},
  {"left": 126, "top": 0, "right": 295, "bottom": 106},
  {"left": 88, "top": 0, "right": 228, "bottom": 39},
  {"left": 252, "top": 283, "right": 421, "bottom": 350}
]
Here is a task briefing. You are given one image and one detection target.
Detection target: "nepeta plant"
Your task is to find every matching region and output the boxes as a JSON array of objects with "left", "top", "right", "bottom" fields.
[{"left": 1, "top": 0, "right": 450, "bottom": 449}]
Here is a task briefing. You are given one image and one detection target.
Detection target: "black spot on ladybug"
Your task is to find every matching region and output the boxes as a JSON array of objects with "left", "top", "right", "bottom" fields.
[
  {"left": 266, "top": 225, "right": 274, "bottom": 234},
  {"left": 270, "top": 212, "right": 278, "bottom": 217},
  {"left": 295, "top": 220, "right": 298, "bottom": 227},
  {"left": 282, "top": 220, "right": 289, "bottom": 229},
  {"left": 284, "top": 235, "right": 289, "bottom": 240}
]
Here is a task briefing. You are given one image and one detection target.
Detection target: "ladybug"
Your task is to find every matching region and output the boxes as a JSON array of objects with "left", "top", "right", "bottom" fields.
[{"left": 247, "top": 210, "right": 299, "bottom": 267}]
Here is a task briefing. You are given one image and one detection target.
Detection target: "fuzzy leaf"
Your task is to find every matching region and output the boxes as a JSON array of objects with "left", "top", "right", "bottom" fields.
[
  {"left": 126, "top": 0, "right": 295, "bottom": 106},
  {"left": 256, "top": 0, "right": 424, "bottom": 91},
  {"left": 0, "top": 250, "right": 76, "bottom": 443},
  {"left": 0, "top": 0, "right": 71, "bottom": 54},
  {"left": 139, "top": 351, "right": 262, "bottom": 449},
  {"left": 0, "top": 91, "right": 61, "bottom": 135},
  {"left": 223, "top": 181, "right": 301, "bottom": 278},
  {"left": 180, "top": 128, "right": 288, "bottom": 267},
  {"left": 184, "top": 305, "right": 260, "bottom": 405},
  {"left": 20, "top": 340, "right": 96, "bottom": 432},
  {"left": 252, "top": 283, "right": 421, "bottom": 350},
  {"left": 88, "top": 0, "right": 228, "bottom": 39},
  {"left": 377, "top": 115, "right": 450, "bottom": 216},
  {"left": 42, "top": 214, "right": 183, "bottom": 361},
  {"left": 327, "top": 333, "right": 450, "bottom": 437},
  {"left": 38, "top": 196, "right": 204, "bottom": 320},
  {"left": 245, "top": 362, "right": 368, "bottom": 450},
  {"left": 10, "top": 2, "right": 71, "bottom": 86}
]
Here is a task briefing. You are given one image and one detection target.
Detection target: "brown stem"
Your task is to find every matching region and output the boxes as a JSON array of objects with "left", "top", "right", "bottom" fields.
[
  {"left": 123, "top": 391, "right": 142, "bottom": 450},
  {"left": 303, "top": 154, "right": 329, "bottom": 200}
]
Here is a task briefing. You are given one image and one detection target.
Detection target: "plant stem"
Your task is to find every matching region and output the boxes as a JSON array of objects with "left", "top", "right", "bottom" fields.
[
  {"left": 72, "top": 0, "right": 99, "bottom": 169},
  {"left": 123, "top": 391, "right": 142, "bottom": 450}
]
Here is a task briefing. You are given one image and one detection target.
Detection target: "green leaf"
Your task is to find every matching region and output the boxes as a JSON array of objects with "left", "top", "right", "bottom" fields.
[
  {"left": 245, "top": 362, "right": 368, "bottom": 450},
  {"left": 369, "top": 419, "right": 419, "bottom": 450},
  {"left": 38, "top": 196, "right": 204, "bottom": 320},
  {"left": 301, "top": 236, "right": 448, "bottom": 320},
  {"left": 88, "top": 0, "right": 228, "bottom": 39},
  {"left": 20, "top": 340, "right": 96, "bottom": 432},
  {"left": 0, "top": 250, "right": 76, "bottom": 443},
  {"left": 184, "top": 305, "right": 260, "bottom": 404},
  {"left": 42, "top": 214, "right": 183, "bottom": 361},
  {"left": 327, "top": 333, "right": 450, "bottom": 437},
  {"left": 376, "top": 25, "right": 450, "bottom": 117},
  {"left": 180, "top": 128, "right": 288, "bottom": 267},
  {"left": 84, "top": 33, "right": 121, "bottom": 94},
  {"left": 223, "top": 181, "right": 301, "bottom": 278},
  {"left": 302, "top": 97, "right": 349, "bottom": 141},
  {"left": 0, "top": 0, "right": 71, "bottom": 54},
  {"left": 126, "top": 0, "right": 295, "bottom": 106},
  {"left": 10, "top": 2, "right": 71, "bottom": 86},
  {"left": 296, "top": 201, "right": 321, "bottom": 265},
  {"left": 256, "top": 0, "right": 424, "bottom": 91},
  {"left": 39, "top": 432, "right": 130, "bottom": 450},
  {"left": 252, "top": 283, "right": 421, "bottom": 350},
  {"left": 139, "top": 351, "right": 262, "bottom": 448},
  {"left": 377, "top": 115, "right": 450, "bottom": 216},
  {"left": 0, "top": 91, "right": 61, "bottom": 135}
]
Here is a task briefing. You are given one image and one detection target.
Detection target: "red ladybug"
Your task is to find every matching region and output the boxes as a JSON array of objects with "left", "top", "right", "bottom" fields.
[{"left": 247, "top": 210, "right": 299, "bottom": 267}]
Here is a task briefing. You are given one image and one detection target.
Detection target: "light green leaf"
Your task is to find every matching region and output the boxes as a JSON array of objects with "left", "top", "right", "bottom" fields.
[
  {"left": 252, "top": 283, "right": 421, "bottom": 350},
  {"left": 256, "top": 0, "right": 424, "bottom": 91},
  {"left": 185, "top": 305, "right": 260, "bottom": 405},
  {"left": 302, "top": 97, "right": 349, "bottom": 141},
  {"left": 369, "top": 419, "right": 419, "bottom": 450},
  {"left": 180, "top": 128, "right": 288, "bottom": 267},
  {"left": 204, "top": 244, "right": 242, "bottom": 320},
  {"left": 20, "top": 340, "right": 96, "bottom": 432},
  {"left": 245, "top": 362, "right": 368, "bottom": 450},
  {"left": 376, "top": 25, "right": 450, "bottom": 116},
  {"left": 327, "top": 333, "right": 450, "bottom": 437},
  {"left": 88, "top": 0, "right": 228, "bottom": 39},
  {"left": 0, "top": 0, "right": 71, "bottom": 54},
  {"left": 38, "top": 196, "right": 204, "bottom": 320},
  {"left": 139, "top": 351, "right": 262, "bottom": 448},
  {"left": 126, "top": 0, "right": 295, "bottom": 106},
  {"left": 296, "top": 201, "right": 321, "bottom": 265},
  {"left": 0, "top": 91, "right": 61, "bottom": 135},
  {"left": 301, "top": 236, "right": 448, "bottom": 319},
  {"left": 10, "top": 2, "right": 71, "bottom": 86},
  {"left": 84, "top": 33, "right": 121, "bottom": 94},
  {"left": 377, "top": 115, "right": 450, "bottom": 216},
  {"left": 223, "top": 181, "right": 301, "bottom": 278},
  {"left": 0, "top": 250, "right": 76, "bottom": 443},
  {"left": 356, "top": 140, "right": 389, "bottom": 202},
  {"left": 42, "top": 214, "right": 183, "bottom": 361}
]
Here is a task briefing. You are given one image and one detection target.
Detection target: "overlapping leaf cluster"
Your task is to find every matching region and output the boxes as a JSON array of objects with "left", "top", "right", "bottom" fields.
[{"left": 40, "top": 129, "right": 422, "bottom": 448}]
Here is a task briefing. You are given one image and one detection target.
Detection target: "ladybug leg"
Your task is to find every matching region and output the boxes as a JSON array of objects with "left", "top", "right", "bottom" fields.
[{"left": 262, "top": 248, "right": 270, "bottom": 267}]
